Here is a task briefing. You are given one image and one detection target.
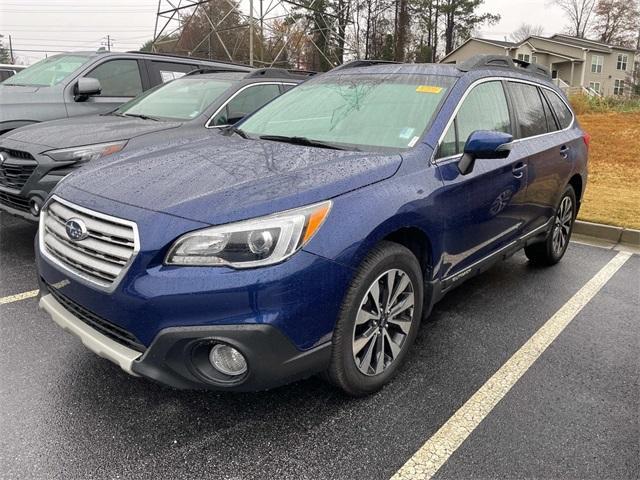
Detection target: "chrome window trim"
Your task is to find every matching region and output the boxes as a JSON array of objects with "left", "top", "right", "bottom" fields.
[
  {"left": 432, "top": 76, "right": 575, "bottom": 164},
  {"left": 38, "top": 195, "right": 141, "bottom": 293},
  {"left": 205, "top": 82, "right": 296, "bottom": 129}
]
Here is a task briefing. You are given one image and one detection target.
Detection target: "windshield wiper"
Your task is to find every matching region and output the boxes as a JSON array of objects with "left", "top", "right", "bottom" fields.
[
  {"left": 121, "top": 113, "right": 160, "bottom": 121},
  {"left": 222, "top": 125, "right": 250, "bottom": 139},
  {"left": 258, "top": 135, "right": 354, "bottom": 151}
]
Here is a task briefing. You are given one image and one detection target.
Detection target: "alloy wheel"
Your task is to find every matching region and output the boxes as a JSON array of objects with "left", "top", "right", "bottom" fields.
[
  {"left": 352, "top": 269, "right": 415, "bottom": 376},
  {"left": 552, "top": 196, "right": 573, "bottom": 256}
]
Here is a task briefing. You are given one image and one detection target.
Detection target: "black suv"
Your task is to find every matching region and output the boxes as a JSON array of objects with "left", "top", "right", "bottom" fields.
[
  {"left": 0, "top": 50, "right": 251, "bottom": 135},
  {"left": 0, "top": 68, "right": 310, "bottom": 221}
]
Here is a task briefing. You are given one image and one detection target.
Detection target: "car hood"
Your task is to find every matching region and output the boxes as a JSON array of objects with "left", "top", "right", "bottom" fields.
[
  {"left": 0, "top": 84, "right": 42, "bottom": 99},
  {"left": 60, "top": 135, "right": 402, "bottom": 225},
  {"left": 3, "top": 114, "right": 183, "bottom": 149}
]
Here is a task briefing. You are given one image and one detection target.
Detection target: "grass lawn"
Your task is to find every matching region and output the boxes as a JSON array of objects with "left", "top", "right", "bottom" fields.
[{"left": 576, "top": 112, "right": 640, "bottom": 230}]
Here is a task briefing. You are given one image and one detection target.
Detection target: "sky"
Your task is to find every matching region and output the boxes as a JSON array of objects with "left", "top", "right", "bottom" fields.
[{"left": 0, "top": 0, "right": 569, "bottom": 65}]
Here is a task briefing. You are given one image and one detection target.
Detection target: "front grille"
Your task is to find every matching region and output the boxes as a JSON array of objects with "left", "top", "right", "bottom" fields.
[
  {"left": 0, "top": 149, "right": 37, "bottom": 189},
  {"left": 0, "top": 190, "right": 30, "bottom": 212},
  {"left": 46, "top": 282, "right": 146, "bottom": 352},
  {"left": 41, "top": 197, "right": 138, "bottom": 289},
  {"left": 3, "top": 148, "right": 34, "bottom": 160}
]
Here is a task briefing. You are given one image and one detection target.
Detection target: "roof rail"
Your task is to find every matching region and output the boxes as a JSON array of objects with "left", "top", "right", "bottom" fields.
[
  {"left": 330, "top": 59, "right": 401, "bottom": 72},
  {"left": 457, "top": 54, "right": 551, "bottom": 79},
  {"left": 246, "top": 67, "right": 316, "bottom": 79},
  {"left": 186, "top": 67, "right": 251, "bottom": 76},
  {"left": 126, "top": 50, "right": 251, "bottom": 69}
]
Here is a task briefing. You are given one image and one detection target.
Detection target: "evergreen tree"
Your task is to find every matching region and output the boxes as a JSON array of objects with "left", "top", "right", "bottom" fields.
[{"left": 0, "top": 35, "right": 11, "bottom": 64}]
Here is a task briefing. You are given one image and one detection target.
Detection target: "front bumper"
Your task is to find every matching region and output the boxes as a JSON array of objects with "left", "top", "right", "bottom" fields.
[{"left": 39, "top": 290, "right": 331, "bottom": 391}]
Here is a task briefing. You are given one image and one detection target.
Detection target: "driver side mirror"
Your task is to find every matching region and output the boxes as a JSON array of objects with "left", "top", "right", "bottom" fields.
[
  {"left": 458, "top": 130, "right": 513, "bottom": 175},
  {"left": 74, "top": 77, "right": 102, "bottom": 102}
]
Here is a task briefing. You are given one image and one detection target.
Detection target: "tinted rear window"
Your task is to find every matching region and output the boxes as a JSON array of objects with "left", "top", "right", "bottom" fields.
[
  {"left": 507, "top": 82, "right": 547, "bottom": 138},
  {"left": 542, "top": 89, "right": 573, "bottom": 129}
]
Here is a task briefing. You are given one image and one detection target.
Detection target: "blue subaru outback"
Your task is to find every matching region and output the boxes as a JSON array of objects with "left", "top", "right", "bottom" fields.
[{"left": 36, "top": 55, "right": 589, "bottom": 396}]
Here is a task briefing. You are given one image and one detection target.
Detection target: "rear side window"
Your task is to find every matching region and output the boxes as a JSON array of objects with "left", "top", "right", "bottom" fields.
[
  {"left": 148, "top": 61, "right": 196, "bottom": 83},
  {"left": 86, "top": 59, "right": 143, "bottom": 97},
  {"left": 507, "top": 82, "right": 549, "bottom": 138},
  {"left": 542, "top": 89, "right": 573, "bottom": 129},
  {"left": 438, "top": 81, "right": 511, "bottom": 158},
  {"left": 541, "top": 93, "right": 559, "bottom": 132}
]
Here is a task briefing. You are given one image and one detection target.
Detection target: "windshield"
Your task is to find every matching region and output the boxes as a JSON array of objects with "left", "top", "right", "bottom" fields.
[
  {"left": 240, "top": 73, "right": 456, "bottom": 151},
  {"left": 116, "top": 77, "right": 235, "bottom": 121},
  {"left": 4, "top": 54, "right": 89, "bottom": 87}
]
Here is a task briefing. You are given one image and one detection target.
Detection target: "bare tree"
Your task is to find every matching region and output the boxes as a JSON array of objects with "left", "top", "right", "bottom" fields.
[
  {"left": 554, "top": 0, "right": 597, "bottom": 38},
  {"left": 510, "top": 23, "right": 545, "bottom": 42},
  {"left": 592, "top": 0, "right": 640, "bottom": 46}
]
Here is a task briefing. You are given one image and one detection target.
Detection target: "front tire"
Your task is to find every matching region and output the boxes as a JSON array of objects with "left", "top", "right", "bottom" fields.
[
  {"left": 525, "top": 185, "right": 576, "bottom": 266},
  {"left": 325, "top": 241, "right": 423, "bottom": 396}
]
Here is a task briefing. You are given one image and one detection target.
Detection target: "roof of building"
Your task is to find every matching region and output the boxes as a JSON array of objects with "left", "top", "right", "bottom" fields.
[
  {"left": 550, "top": 34, "right": 637, "bottom": 52},
  {"left": 440, "top": 34, "right": 637, "bottom": 64},
  {"left": 475, "top": 38, "right": 518, "bottom": 48}
]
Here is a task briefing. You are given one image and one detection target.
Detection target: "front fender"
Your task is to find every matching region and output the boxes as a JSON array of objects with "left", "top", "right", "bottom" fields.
[
  {"left": 0, "top": 120, "right": 39, "bottom": 135},
  {"left": 303, "top": 161, "right": 445, "bottom": 280}
]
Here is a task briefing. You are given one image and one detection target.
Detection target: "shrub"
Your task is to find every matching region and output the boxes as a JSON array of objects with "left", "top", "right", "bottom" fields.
[{"left": 569, "top": 94, "right": 640, "bottom": 114}]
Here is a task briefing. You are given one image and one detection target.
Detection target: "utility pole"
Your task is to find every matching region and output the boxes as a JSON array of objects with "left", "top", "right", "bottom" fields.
[
  {"left": 107, "top": 35, "right": 111, "bottom": 51},
  {"left": 8, "top": 35, "right": 14, "bottom": 64},
  {"left": 259, "top": 0, "right": 263, "bottom": 63},
  {"left": 209, "top": 0, "right": 213, "bottom": 59},
  {"left": 249, "top": 0, "right": 254, "bottom": 66}
]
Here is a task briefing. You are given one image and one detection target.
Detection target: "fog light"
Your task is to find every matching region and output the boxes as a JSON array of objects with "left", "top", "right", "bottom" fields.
[
  {"left": 29, "top": 198, "right": 43, "bottom": 217},
  {"left": 209, "top": 344, "right": 247, "bottom": 376}
]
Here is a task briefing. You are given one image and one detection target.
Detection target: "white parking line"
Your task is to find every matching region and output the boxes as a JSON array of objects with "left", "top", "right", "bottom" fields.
[
  {"left": 391, "top": 251, "right": 632, "bottom": 480},
  {"left": 0, "top": 289, "right": 40, "bottom": 305}
]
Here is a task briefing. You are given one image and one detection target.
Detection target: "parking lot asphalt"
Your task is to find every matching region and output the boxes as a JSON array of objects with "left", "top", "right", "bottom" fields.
[{"left": 1, "top": 211, "right": 638, "bottom": 480}]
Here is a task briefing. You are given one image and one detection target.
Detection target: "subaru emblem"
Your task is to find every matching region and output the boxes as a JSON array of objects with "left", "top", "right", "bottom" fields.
[{"left": 65, "top": 218, "right": 89, "bottom": 241}]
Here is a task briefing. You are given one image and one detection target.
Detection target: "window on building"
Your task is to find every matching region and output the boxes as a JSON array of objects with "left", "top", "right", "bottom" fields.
[
  {"left": 531, "top": 55, "right": 538, "bottom": 64},
  {"left": 437, "top": 81, "right": 511, "bottom": 158},
  {"left": 517, "top": 53, "right": 531, "bottom": 63},
  {"left": 588, "top": 82, "right": 601, "bottom": 93},
  {"left": 616, "top": 54, "right": 628, "bottom": 71},
  {"left": 591, "top": 55, "right": 603, "bottom": 73},
  {"left": 614, "top": 79, "right": 625, "bottom": 95}
]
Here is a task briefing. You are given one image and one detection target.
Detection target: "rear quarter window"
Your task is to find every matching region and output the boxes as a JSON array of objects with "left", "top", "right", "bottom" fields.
[{"left": 542, "top": 89, "right": 574, "bottom": 130}]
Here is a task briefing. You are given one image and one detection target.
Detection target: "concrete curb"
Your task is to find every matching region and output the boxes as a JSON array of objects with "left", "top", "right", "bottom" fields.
[{"left": 574, "top": 220, "right": 640, "bottom": 246}]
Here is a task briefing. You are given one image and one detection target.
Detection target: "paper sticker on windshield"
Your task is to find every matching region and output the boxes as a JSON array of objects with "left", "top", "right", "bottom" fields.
[
  {"left": 399, "top": 127, "right": 415, "bottom": 140},
  {"left": 416, "top": 85, "right": 443, "bottom": 94}
]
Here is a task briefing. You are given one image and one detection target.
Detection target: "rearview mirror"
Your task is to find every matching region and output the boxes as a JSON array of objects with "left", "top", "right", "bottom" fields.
[
  {"left": 74, "top": 77, "right": 102, "bottom": 101},
  {"left": 458, "top": 130, "right": 513, "bottom": 175}
]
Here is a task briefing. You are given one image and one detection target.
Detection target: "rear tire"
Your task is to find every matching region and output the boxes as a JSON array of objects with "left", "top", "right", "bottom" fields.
[
  {"left": 324, "top": 241, "right": 423, "bottom": 396},
  {"left": 525, "top": 185, "right": 576, "bottom": 266}
]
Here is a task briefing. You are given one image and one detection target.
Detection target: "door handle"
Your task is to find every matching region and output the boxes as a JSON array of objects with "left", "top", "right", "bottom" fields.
[
  {"left": 560, "top": 145, "right": 570, "bottom": 159},
  {"left": 512, "top": 162, "right": 526, "bottom": 178}
]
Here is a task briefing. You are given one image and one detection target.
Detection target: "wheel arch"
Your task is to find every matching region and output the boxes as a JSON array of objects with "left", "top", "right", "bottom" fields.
[{"left": 568, "top": 173, "right": 584, "bottom": 213}]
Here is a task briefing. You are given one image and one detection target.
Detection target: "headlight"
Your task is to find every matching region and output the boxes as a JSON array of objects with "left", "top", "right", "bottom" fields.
[
  {"left": 165, "top": 201, "right": 332, "bottom": 268},
  {"left": 44, "top": 140, "right": 128, "bottom": 162}
]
